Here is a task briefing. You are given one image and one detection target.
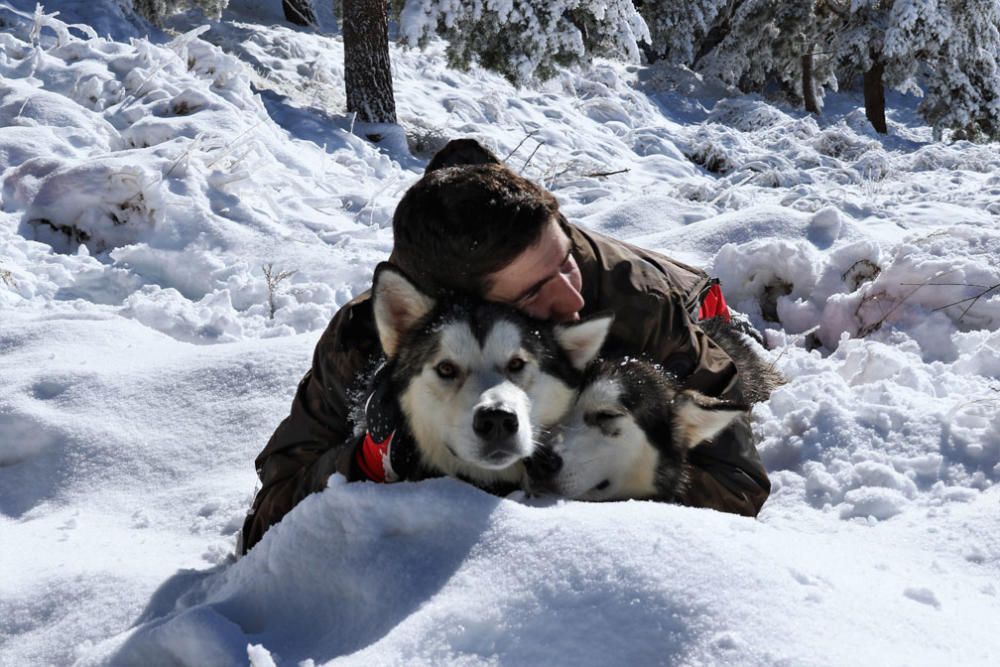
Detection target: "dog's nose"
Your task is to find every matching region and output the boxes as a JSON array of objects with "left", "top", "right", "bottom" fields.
[
  {"left": 524, "top": 446, "right": 563, "bottom": 480},
  {"left": 473, "top": 408, "right": 519, "bottom": 442}
]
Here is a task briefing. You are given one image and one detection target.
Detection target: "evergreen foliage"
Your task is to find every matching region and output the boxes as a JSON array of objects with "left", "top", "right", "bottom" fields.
[
  {"left": 654, "top": 0, "right": 1000, "bottom": 140},
  {"left": 696, "top": 0, "right": 836, "bottom": 110},
  {"left": 820, "top": 0, "right": 1000, "bottom": 140},
  {"left": 399, "top": 0, "right": 649, "bottom": 84},
  {"left": 637, "top": 0, "right": 729, "bottom": 64},
  {"left": 914, "top": 1, "right": 1000, "bottom": 141},
  {"left": 129, "top": 0, "right": 227, "bottom": 26}
]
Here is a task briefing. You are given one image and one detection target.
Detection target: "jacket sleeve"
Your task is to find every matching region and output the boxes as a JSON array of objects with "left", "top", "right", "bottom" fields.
[
  {"left": 240, "top": 300, "right": 375, "bottom": 554},
  {"left": 629, "top": 288, "right": 771, "bottom": 517}
]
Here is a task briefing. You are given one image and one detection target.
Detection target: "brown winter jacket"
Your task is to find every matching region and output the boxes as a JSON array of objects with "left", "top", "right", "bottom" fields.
[{"left": 240, "top": 225, "right": 771, "bottom": 554}]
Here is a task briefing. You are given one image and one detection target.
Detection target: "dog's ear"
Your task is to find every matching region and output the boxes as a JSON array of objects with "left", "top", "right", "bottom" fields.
[
  {"left": 672, "top": 390, "right": 748, "bottom": 448},
  {"left": 554, "top": 313, "right": 614, "bottom": 370},
  {"left": 372, "top": 263, "right": 436, "bottom": 357}
]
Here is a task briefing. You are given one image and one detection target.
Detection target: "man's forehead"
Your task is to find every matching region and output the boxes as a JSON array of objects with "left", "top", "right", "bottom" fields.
[{"left": 488, "top": 219, "right": 570, "bottom": 297}]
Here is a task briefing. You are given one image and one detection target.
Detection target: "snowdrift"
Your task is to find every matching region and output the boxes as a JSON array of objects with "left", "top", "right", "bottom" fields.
[{"left": 82, "top": 479, "right": 1000, "bottom": 667}]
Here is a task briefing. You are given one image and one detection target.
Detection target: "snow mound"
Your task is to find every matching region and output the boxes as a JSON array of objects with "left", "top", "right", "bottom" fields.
[
  {"left": 79, "top": 479, "right": 1000, "bottom": 667},
  {"left": 0, "top": 6, "right": 394, "bottom": 341}
]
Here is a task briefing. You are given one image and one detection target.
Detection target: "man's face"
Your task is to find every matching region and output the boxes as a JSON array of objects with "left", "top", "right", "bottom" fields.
[{"left": 485, "top": 219, "right": 585, "bottom": 322}]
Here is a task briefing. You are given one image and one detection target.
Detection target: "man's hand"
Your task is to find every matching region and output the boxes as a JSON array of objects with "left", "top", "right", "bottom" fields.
[{"left": 355, "top": 364, "right": 417, "bottom": 482}]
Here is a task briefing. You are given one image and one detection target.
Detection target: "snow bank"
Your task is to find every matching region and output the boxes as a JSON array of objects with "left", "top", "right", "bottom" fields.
[
  {"left": 0, "top": 4, "right": 394, "bottom": 341},
  {"left": 81, "top": 479, "right": 1000, "bottom": 667}
]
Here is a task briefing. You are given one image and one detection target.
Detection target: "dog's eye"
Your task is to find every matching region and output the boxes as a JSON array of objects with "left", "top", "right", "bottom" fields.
[
  {"left": 435, "top": 361, "right": 458, "bottom": 379},
  {"left": 507, "top": 357, "right": 526, "bottom": 373},
  {"left": 585, "top": 410, "right": 623, "bottom": 426}
]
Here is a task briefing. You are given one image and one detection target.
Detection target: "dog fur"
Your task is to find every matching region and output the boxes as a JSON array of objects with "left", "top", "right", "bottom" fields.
[
  {"left": 524, "top": 317, "right": 782, "bottom": 503},
  {"left": 370, "top": 263, "right": 612, "bottom": 489}
]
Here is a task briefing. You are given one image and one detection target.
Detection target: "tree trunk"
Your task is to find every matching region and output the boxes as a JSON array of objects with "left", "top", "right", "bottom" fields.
[
  {"left": 343, "top": 0, "right": 397, "bottom": 125},
  {"left": 801, "top": 52, "right": 819, "bottom": 114},
  {"left": 693, "top": 0, "right": 749, "bottom": 67},
  {"left": 863, "top": 60, "right": 887, "bottom": 134},
  {"left": 282, "top": 0, "right": 315, "bottom": 26}
]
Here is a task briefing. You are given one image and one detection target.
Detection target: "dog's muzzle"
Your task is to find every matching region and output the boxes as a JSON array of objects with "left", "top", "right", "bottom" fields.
[
  {"left": 473, "top": 407, "right": 518, "bottom": 441},
  {"left": 472, "top": 407, "right": 525, "bottom": 464}
]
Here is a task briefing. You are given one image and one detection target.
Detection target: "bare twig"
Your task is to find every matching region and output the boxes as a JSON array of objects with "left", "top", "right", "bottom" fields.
[
  {"left": 520, "top": 140, "right": 545, "bottom": 174},
  {"left": 932, "top": 281, "right": 1000, "bottom": 322},
  {"left": 205, "top": 118, "right": 267, "bottom": 170},
  {"left": 542, "top": 160, "right": 578, "bottom": 188},
  {"left": 0, "top": 266, "right": 14, "bottom": 288},
  {"left": 856, "top": 269, "right": 959, "bottom": 337},
  {"left": 900, "top": 282, "right": 991, "bottom": 288},
  {"left": 163, "top": 133, "right": 205, "bottom": 179},
  {"left": 503, "top": 131, "right": 539, "bottom": 163},
  {"left": 263, "top": 263, "right": 297, "bottom": 320},
  {"left": 584, "top": 168, "right": 631, "bottom": 178},
  {"left": 766, "top": 344, "right": 789, "bottom": 374}
]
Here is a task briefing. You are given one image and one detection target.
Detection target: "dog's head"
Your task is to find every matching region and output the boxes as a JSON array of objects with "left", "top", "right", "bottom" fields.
[
  {"left": 524, "top": 358, "right": 747, "bottom": 501},
  {"left": 372, "top": 263, "right": 612, "bottom": 479}
]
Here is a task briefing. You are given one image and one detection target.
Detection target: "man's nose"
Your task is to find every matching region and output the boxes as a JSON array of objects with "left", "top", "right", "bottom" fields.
[{"left": 547, "top": 273, "right": 584, "bottom": 322}]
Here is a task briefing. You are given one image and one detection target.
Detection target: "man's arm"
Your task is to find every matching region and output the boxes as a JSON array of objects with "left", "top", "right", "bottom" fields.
[{"left": 240, "top": 297, "right": 377, "bottom": 554}]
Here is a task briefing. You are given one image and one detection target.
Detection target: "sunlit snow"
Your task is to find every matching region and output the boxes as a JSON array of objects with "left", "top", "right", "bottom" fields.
[{"left": 1, "top": 2, "right": 998, "bottom": 666}]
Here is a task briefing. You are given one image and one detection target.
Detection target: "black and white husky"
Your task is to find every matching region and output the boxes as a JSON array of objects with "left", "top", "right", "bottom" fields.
[
  {"left": 370, "top": 263, "right": 613, "bottom": 490},
  {"left": 524, "top": 317, "right": 782, "bottom": 503}
]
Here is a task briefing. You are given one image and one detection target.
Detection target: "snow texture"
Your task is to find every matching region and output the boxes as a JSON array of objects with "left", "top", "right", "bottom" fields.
[{"left": 1, "top": 2, "right": 999, "bottom": 666}]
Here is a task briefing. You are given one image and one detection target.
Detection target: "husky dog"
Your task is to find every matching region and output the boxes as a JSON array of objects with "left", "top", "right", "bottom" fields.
[
  {"left": 524, "top": 317, "right": 782, "bottom": 502},
  {"left": 370, "top": 263, "right": 613, "bottom": 490}
]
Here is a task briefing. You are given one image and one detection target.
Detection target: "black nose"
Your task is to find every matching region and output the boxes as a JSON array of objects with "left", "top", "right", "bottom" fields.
[
  {"left": 473, "top": 408, "right": 519, "bottom": 442},
  {"left": 525, "top": 446, "right": 563, "bottom": 480}
]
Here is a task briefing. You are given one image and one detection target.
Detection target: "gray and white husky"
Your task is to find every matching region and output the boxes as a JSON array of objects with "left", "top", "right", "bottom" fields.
[
  {"left": 370, "top": 263, "right": 613, "bottom": 490},
  {"left": 524, "top": 317, "right": 782, "bottom": 503}
]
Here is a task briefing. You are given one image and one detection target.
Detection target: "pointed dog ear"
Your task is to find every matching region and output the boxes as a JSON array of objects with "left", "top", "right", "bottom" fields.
[
  {"left": 673, "top": 390, "right": 748, "bottom": 448},
  {"left": 372, "top": 263, "right": 436, "bottom": 357},
  {"left": 554, "top": 313, "right": 614, "bottom": 370}
]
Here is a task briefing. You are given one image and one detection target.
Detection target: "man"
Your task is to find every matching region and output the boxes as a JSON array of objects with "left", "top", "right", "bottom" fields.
[{"left": 240, "top": 140, "right": 769, "bottom": 554}]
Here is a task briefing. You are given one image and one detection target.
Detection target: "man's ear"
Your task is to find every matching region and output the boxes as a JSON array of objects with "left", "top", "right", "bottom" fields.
[
  {"left": 554, "top": 313, "right": 614, "bottom": 370},
  {"left": 672, "top": 390, "right": 748, "bottom": 449},
  {"left": 372, "top": 263, "right": 436, "bottom": 357}
]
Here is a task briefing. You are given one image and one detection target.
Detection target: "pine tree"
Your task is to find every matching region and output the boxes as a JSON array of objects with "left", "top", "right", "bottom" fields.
[
  {"left": 399, "top": 1, "right": 649, "bottom": 85},
  {"left": 696, "top": 0, "right": 835, "bottom": 113},
  {"left": 637, "top": 0, "right": 731, "bottom": 65},
  {"left": 343, "top": 0, "right": 397, "bottom": 124},
  {"left": 820, "top": 0, "right": 1000, "bottom": 138},
  {"left": 918, "top": 1, "right": 1000, "bottom": 141}
]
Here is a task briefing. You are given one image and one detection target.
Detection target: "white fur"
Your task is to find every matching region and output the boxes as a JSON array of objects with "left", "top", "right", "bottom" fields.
[
  {"left": 541, "top": 378, "right": 659, "bottom": 500},
  {"left": 541, "top": 380, "right": 744, "bottom": 501},
  {"left": 673, "top": 390, "right": 743, "bottom": 449},
  {"left": 400, "top": 318, "right": 577, "bottom": 483},
  {"left": 373, "top": 267, "right": 610, "bottom": 486},
  {"left": 554, "top": 315, "right": 613, "bottom": 370},
  {"left": 372, "top": 268, "right": 436, "bottom": 357}
]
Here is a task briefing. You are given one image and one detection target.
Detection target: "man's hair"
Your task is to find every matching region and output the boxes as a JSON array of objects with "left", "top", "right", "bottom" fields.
[
  {"left": 423, "top": 138, "right": 502, "bottom": 174},
  {"left": 391, "top": 152, "right": 563, "bottom": 297}
]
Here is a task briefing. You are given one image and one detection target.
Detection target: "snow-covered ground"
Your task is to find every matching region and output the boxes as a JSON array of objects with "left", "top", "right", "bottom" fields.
[{"left": 1, "top": 2, "right": 998, "bottom": 665}]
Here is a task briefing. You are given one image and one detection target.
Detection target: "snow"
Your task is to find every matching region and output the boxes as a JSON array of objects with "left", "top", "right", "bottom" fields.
[{"left": 1, "top": 2, "right": 999, "bottom": 666}]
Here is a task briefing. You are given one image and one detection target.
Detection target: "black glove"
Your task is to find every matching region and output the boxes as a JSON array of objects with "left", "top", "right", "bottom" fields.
[{"left": 354, "top": 363, "right": 418, "bottom": 483}]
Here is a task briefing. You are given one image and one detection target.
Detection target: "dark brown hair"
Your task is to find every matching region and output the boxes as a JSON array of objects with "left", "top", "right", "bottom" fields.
[{"left": 391, "top": 158, "right": 563, "bottom": 297}]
